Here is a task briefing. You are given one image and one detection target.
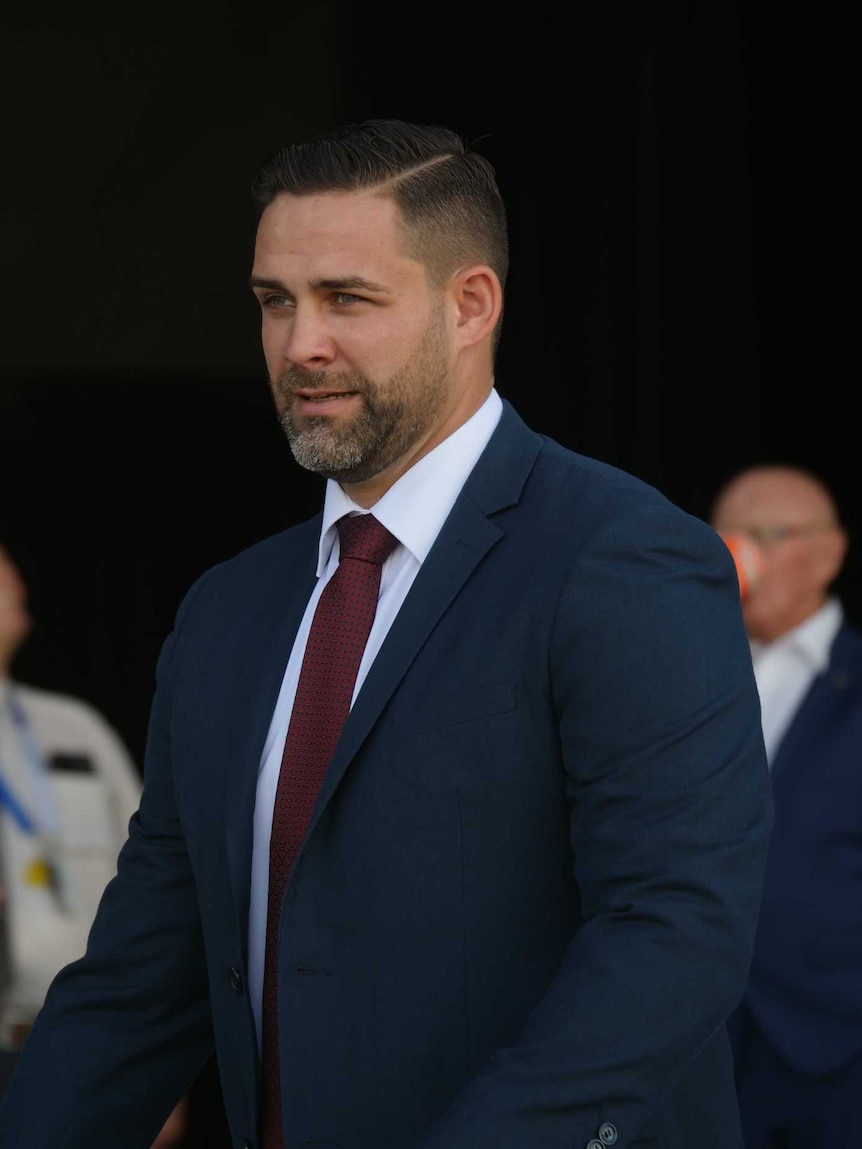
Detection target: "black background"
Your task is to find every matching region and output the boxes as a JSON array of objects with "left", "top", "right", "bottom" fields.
[{"left": 0, "top": 5, "right": 858, "bottom": 1143}]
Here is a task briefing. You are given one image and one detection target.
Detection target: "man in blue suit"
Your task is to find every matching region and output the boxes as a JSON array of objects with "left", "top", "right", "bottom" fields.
[
  {"left": 711, "top": 464, "right": 862, "bottom": 1147},
  {"left": 0, "top": 119, "right": 771, "bottom": 1149}
]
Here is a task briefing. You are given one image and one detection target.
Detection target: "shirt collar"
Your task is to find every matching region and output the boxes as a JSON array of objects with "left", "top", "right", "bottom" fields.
[
  {"left": 750, "top": 596, "right": 844, "bottom": 674},
  {"left": 316, "top": 388, "right": 503, "bottom": 574}
]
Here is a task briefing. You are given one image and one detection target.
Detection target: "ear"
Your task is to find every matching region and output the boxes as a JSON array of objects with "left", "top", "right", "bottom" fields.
[
  {"left": 819, "top": 524, "right": 849, "bottom": 585},
  {"left": 448, "top": 265, "right": 503, "bottom": 349}
]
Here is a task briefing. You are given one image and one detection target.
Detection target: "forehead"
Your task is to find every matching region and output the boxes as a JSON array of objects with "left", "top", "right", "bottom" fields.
[
  {"left": 253, "top": 190, "right": 414, "bottom": 277},
  {"left": 715, "top": 470, "right": 831, "bottom": 522}
]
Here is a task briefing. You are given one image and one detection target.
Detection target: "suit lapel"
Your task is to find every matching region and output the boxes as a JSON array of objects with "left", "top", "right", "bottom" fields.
[{"left": 294, "top": 400, "right": 544, "bottom": 860}]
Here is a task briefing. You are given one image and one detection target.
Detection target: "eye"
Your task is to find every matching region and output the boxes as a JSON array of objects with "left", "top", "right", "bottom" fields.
[
  {"left": 259, "top": 292, "right": 293, "bottom": 310},
  {"left": 332, "top": 292, "right": 365, "bottom": 306}
]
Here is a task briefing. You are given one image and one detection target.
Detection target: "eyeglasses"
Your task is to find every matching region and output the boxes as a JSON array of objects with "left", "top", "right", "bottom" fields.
[{"left": 719, "top": 521, "right": 838, "bottom": 549}]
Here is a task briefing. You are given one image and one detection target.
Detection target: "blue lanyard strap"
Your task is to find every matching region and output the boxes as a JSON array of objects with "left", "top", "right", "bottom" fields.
[
  {"left": 0, "top": 773, "right": 37, "bottom": 834},
  {"left": 0, "top": 690, "right": 70, "bottom": 912},
  {"left": 0, "top": 693, "right": 43, "bottom": 836}
]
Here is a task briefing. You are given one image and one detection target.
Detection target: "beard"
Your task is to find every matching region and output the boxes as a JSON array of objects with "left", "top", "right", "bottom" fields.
[{"left": 271, "top": 308, "right": 451, "bottom": 485}]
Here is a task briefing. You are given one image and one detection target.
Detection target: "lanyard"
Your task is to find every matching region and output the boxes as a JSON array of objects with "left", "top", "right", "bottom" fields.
[
  {"left": 0, "top": 773, "right": 36, "bottom": 834},
  {"left": 0, "top": 690, "right": 69, "bottom": 911},
  {"left": 0, "top": 692, "right": 61, "bottom": 839},
  {"left": 0, "top": 697, "right": 38, "bottom": 834}
]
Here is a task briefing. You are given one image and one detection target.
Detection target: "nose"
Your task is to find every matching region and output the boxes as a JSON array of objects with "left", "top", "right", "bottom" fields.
[{"left": 278, "top": 304, "right": 337, "bottom": 369}]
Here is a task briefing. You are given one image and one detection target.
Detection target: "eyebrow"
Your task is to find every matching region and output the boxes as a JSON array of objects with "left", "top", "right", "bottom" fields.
[{"left": 248, "top": 274, "right": 393, "bottom": 294}]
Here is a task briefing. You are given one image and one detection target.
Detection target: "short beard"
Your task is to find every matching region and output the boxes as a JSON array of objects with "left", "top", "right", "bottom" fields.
[{"left": 272, "top": 310, "right": 450, "bottom": 485}]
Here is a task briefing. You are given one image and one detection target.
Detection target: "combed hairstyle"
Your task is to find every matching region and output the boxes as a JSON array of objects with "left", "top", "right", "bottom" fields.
[{"left": 250, "top": 119, "right": 509, "bottom": 300}]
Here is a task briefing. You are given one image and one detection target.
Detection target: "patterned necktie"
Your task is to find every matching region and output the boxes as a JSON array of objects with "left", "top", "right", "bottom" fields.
[{"left": 260, "top": 512, "right": 397, "bottom": 1149}]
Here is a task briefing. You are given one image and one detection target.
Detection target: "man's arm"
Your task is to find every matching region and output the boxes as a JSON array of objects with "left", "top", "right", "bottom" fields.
[{"left": 418, "top": 501, "right": 772, "bottom": 1147}]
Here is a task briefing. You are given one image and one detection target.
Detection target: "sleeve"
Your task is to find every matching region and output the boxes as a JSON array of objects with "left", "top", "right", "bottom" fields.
[{"left": 417, "top": 500, "right": 773, "bottom": 1148}]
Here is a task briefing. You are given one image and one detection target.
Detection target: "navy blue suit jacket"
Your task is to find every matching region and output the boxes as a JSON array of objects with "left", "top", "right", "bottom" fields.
[
  {"left": 0, "top": 402, "right": 772, "bottom": 1149},
  {"left": 738, "top": 618, "right": 862, "bottom": 1076}
]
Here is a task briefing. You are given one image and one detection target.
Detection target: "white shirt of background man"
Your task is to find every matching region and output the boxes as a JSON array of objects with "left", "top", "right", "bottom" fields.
[{"left": 749, "top": 597, "right": 843, "bottom": 766}]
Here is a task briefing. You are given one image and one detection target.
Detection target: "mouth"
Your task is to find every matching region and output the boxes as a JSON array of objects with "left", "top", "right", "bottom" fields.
[
  {"left": 289, "top": 389, "right": 363, "bottom": 418},
  {"left": 294, "top": 390, "right": 359, "bottom": 402}
]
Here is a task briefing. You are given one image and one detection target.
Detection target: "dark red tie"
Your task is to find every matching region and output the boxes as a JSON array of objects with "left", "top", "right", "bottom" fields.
[{"left": 260, "top": 512, "right": 397, "bottom": 1149}]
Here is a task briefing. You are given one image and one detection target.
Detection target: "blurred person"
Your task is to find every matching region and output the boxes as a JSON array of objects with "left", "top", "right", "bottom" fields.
[
  {"left": 0, "top": 543, "right": 188, "bottom": 1147},
  {"left": 710, "top": 464, "right": 862, "bottom": 1148},
  {"left": 0, "top": 118, "right": 771, "bottom": 1149}
]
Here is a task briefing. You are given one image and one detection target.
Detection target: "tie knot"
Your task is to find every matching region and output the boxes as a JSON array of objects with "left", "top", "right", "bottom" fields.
[{"left": 336, "top": 514, "right": 397, "bottom": 566}]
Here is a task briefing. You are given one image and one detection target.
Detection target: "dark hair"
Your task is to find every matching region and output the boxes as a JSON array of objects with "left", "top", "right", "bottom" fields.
[{"left": 251, "top": 118, "right": 509, "bottom": 298}]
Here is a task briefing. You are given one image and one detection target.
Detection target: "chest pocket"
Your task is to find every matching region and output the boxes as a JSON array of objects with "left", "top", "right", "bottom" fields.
[
  {"left": 393, "top": 681, "right": 520, "bottom": 791},
  {"left": 404, "top": 681, "right": 517, "bottom": 734}
]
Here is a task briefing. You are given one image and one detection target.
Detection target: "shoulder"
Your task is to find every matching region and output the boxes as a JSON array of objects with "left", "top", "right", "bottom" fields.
[
  {"left": 179, "top": 514, "right": 322, "bottom": 601},
  {"left": 13, "top": 681, "right": 111, "bottom": 731},
  {"left": 496, "top": 401, "right": 725, "bottom": 563},
  {"left": 156, "top": 514, "right": 323, "bottom": 664},
  {"left": 497, "top": 397, "right": 688, "bottom": 508},
  {"left": 11, "top": 681, "right": 139, "bottom": 781}
]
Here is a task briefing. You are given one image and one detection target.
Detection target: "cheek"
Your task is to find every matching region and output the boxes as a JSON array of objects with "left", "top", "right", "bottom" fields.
[
  {"left": 760, "top": 558, "right": 791, "bottom": 589},
  {"left": 745, "top": 562, "right": 789, "bottom": 605},
  {"left": 341, "top": 334, "right": 407, "bottom": 382},
  {"left": 260, "top": 324, "right": 285, "bottom": 376}
]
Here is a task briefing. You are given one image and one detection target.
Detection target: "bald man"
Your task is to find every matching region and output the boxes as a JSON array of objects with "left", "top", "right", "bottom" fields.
[{"left": 710, "top": 465, "right": 862, "bottom": 1148}]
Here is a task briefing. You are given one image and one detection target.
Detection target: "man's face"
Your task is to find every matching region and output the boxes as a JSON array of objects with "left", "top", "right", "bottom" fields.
[
  {"left": 251, "top": 190, "right": 465, "bottom": 505},
  {"left": 710, "top": 468, "right": 846, "bottom": 642},
  {"left": 0, "top": 547, "right": 32, "bottom": 669}
]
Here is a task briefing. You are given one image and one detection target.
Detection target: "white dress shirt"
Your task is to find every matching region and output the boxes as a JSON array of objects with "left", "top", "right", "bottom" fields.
[
  {"left": 247, "top": 388, "right": 504, "bottom": 1045},
  {"left": 749, "top": 597, "right": 843, "bottom": 766}
]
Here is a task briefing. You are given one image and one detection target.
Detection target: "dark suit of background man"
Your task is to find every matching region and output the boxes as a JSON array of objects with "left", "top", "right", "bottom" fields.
[
  {"left": 711, "top": 465, "right": 862, "bottom": 1148},
  {"left": 0, "top": 118, "right": 772, "bottom": 1149}
]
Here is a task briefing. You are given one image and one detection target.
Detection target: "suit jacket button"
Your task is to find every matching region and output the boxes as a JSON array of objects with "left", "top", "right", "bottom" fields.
[
  {"left": 228, "top": 967, "right": 243, "bottom": 992},
  {"left": 586, "top": 1141, "right": 604, "bottom": 1149},
  {"left": 599, "top": 1124, "right": 618, "bottom": 1144},
  {"left": 241, "top": 1141, "right": 254, "bottom": 1149}
]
